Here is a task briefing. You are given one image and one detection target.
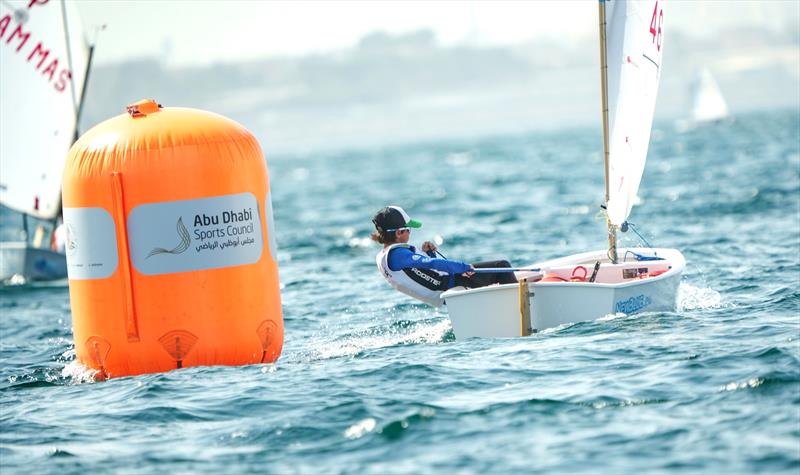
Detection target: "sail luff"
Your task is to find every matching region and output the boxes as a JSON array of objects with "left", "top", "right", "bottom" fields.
[
  {"left": 604, "top": 0, "right": 666, "bottom": 227},
  {"left": 598, "top": 0, "right": 617, "bottom": 263}
]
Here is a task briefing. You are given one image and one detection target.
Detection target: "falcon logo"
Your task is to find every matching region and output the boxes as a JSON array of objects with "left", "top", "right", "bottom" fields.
[{"left": 147, "top": 217, "right": 191, "bottom": 258}]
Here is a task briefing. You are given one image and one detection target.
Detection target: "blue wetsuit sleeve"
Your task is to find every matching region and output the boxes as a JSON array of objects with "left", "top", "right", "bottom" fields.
[{"left": 387, "top": 247, "right": 472, "bottom": 274}]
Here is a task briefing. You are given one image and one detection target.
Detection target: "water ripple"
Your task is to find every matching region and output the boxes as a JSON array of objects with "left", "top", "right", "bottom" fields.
[{"left": 1, "top": 110, "right": 799, "bottom": 474}]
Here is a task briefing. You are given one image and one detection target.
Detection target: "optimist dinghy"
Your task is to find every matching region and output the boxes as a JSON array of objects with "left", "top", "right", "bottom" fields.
[{"left": 442, "top": 0, "right": 685, "bottom": 338}]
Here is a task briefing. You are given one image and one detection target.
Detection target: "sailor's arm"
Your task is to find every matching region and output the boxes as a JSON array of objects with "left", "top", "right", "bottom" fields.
[{"left": 388, "top": 247, "right": 472, "bottom": 274}]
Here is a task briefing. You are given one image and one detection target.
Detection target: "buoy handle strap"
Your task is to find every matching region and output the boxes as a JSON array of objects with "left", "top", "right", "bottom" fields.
[{"left": 127, "top": 99, "right": 163, "bottom": 118}]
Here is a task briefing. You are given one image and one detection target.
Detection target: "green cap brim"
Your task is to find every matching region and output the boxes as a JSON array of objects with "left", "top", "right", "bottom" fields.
[{"left": 407, "top": 219, "right": 422, "bottom": 228}]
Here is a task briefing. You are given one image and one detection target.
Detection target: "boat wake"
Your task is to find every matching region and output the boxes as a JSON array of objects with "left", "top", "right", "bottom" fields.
[{"left": 298, "top": 318, "right": 452, "bottom": 362}]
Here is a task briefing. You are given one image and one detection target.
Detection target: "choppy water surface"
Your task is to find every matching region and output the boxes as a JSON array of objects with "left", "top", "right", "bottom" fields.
[{"left": 1, "top": 109, "right": 799, "bottom": 474}]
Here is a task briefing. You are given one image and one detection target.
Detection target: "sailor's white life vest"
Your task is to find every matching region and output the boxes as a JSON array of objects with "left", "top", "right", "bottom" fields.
[{"left": 375, "top": 243, "right": 450, "bottom": 307}]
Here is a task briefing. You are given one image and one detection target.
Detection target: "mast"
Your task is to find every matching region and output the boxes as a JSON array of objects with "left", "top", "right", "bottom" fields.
[
  {"left": 61, "top": 0, "right": 80, "bottom": 122},
  {"left": 598, "top": 0, "right": 618, "bottom": 263},
  {"left": 53, "top": 0, "right": 96, "bottom": 223}
]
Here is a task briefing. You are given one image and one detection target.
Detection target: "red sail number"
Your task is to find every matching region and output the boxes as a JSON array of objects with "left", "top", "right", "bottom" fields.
[{"left": 649, "top": 1, "right": 664, "bottom": 51}]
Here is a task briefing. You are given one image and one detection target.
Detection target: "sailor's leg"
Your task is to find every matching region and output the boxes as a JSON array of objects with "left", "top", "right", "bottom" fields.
[{"left": 455, "top": 260, "right": 517, "bottom": 288}]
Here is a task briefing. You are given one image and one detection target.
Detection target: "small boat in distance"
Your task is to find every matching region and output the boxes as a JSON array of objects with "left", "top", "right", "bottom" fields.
[
  {"left": 442, "top": 0, "right": 686, "bottom": 338},
  {"left": 689, "top": 67, "right": 730, "bottom": 125},
  {"left": 0, "top": 0, "right": 95, "bottom": 283}
]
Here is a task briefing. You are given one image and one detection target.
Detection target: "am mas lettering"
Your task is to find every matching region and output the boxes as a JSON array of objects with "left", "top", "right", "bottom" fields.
[
  {"left": 0, "top": 1, "right": 75, "bottom": 93},
  {"left": 193, "top": 208, "right": 255, "bottom": 241}
]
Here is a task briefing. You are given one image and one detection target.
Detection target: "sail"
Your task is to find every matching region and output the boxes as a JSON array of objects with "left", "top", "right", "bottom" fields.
[
  {"left": 690, "top": 67, "right": 729, "bottom": 123},
  {"left": 603, "top": 0, "right": 665, "bottom": 226},
  {"left": 0, "top": 0, "right": 90, "bottom": 220}
]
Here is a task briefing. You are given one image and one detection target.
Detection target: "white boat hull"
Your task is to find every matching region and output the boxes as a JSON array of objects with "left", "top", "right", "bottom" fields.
[
  {"left": 0, "top": 242, "right": 67, "bottom": 282},
  {"left": 442, "top": 248, "right": 685, "bottom": 339}
]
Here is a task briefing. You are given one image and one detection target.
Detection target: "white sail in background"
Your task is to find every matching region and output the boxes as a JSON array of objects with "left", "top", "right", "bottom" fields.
[
  {"left": 690, "top": 67, "right": 729, "bottom": 123},
  {"left": 0, "top": 0, "right": 90, "bottom": 219},
  {"left": 603, "top": 0, "right": 665, "bottom": 226}
]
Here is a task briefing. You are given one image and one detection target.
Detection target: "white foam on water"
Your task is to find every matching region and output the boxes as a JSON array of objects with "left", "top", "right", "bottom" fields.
[
  {"left": 538, "top": 321, "right": 578, "bottom": 334},
  {"left": 720, "top": 378, "right": 764, "bottom": 392},
  {"left": 596, "top": 312, "right": 629, "bottom": 322},
  {"left": 678, "top": 282, "right": 723, "bottom": 311},
  {"left": 61, "top": 360, "right": 100, "bottom": 384},
  {"left": 344, "top": 418, "right": 377, "bottom": 439},
  {"left": 309, "top": 319, "right": 451, "bottom": 361}
]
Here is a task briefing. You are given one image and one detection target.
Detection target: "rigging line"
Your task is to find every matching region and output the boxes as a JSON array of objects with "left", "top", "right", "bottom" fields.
[
  {"left": 626, "top": 222, "right": 656, "bottom": 250},
  {"left": 59, "top": 0, "right": 80, "bottom": 118}
]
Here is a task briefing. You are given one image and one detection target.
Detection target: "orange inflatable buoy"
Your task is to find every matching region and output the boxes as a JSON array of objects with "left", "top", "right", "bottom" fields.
[{"left": 62, "top": 99, "right": 283, "bottom": 378}]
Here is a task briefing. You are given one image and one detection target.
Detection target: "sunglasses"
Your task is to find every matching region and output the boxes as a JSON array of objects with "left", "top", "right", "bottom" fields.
[{"left": 385, "top": 227, "right": 410, "bottom": 233}]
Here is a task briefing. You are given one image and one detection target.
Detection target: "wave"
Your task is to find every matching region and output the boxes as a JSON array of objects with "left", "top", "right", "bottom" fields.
[{"left": 297, "top": 318, "right": 452, "bottom": 362}]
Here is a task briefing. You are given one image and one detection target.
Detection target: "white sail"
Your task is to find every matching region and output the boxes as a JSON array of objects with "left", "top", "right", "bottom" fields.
[
  {"left": 0, "top": 0, "right": 90, "bottom": 219},
  {"left": 603, "top": 0, "right": 665, "bottom": 226},
  {"left": 690, "top": 67, "right": 729, "bottom": 123}
]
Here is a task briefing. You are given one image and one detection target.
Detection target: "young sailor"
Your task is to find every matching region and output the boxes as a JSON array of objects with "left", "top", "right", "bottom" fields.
[{"left": 372, "top": 206, "right": 517, "bottom": 307}]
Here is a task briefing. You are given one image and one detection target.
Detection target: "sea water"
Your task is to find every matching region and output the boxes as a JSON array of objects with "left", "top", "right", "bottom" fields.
[{"left": 1, "top": 109, "right": 798, "bottom": 474}]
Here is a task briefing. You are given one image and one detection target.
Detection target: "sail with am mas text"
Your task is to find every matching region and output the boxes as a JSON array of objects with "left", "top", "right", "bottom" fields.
[{"left": 0, "top": 0, "right": 92, "bottom": 282}]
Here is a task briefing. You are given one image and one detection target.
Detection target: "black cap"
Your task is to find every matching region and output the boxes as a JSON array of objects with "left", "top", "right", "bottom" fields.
[{"left": 372, "top": 206, "right": 422, "bottom": 232}]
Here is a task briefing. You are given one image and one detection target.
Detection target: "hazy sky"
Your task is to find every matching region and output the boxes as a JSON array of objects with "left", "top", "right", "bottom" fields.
[{"left": 71, "top": 0, "right": 799, "bottom": 67}]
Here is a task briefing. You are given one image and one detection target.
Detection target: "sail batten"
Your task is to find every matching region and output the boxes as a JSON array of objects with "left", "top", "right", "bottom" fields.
[
  {"left": 0, "top": 0, "right": 90, "bottom": 219},
  {"left": 602, "top": 0, "right": 666, "bottom": 226}
]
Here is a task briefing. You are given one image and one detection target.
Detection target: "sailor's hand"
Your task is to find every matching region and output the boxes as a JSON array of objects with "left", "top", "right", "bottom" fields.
[
  {"left": 421, "top": 241, "right": 437, "bottom": 253},
  {"left": 462, "top": 265, "right": 475, "bottom": 277}
]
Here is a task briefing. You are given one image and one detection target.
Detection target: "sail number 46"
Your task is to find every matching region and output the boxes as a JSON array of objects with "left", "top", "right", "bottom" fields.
[{"left": 649, "top": 1, "right": 664, "bottom": 51}]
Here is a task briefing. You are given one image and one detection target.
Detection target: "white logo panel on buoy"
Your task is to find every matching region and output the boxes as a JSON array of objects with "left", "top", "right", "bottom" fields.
[
  {"left": 62, "top": 207, "right": 119, "bottom": 280},
  {"left": 128, "top": 192, "right": 263, "bottom": 275}
]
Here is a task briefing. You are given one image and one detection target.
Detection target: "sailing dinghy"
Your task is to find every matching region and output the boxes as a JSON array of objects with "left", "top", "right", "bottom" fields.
[
  {"left": 442, "top": 0, "right": 685, "bottom": 338},
  {"left": 0, "top": 0, "right": 93, "bottom": 282},
  {"left": 689, "top": 67, "right": 730, "bottom": 124}
]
